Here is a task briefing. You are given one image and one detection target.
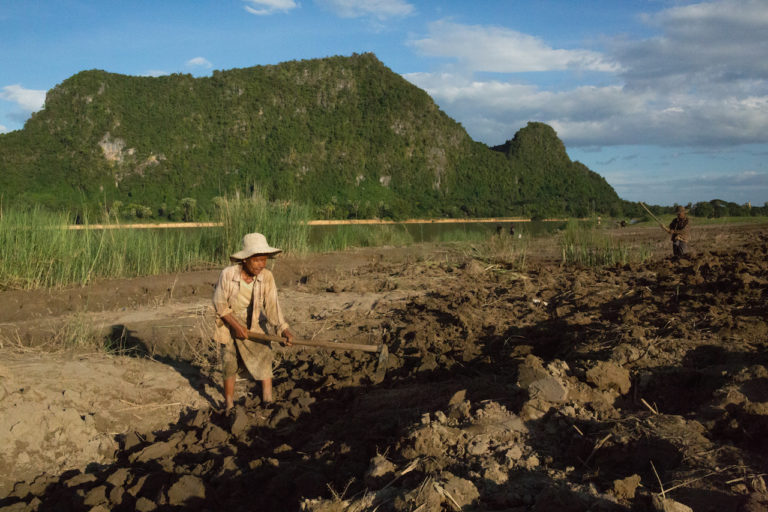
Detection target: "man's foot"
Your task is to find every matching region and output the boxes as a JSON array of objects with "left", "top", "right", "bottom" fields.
[{"left": 224, "top": 406, "right": 237, "bottom": 430}]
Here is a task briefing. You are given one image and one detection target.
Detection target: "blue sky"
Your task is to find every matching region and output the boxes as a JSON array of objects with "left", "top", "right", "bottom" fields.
[{"left": 2, "top": 0, "right": 767, "bottom": 207}]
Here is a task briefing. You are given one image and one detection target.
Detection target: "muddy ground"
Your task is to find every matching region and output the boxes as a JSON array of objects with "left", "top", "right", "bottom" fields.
[{"left": 0, "top": 223, "right": 767, "bottom": 511}]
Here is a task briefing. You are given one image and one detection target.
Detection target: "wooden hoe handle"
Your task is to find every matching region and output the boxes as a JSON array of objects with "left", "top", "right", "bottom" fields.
[{"left": 247, "top": 331, "right": 383, "bottom": 353}]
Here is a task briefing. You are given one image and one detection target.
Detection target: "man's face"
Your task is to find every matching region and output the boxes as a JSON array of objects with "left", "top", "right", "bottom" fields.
[{"left": 243, "top": 254, "right": 268, "bottom": 277}]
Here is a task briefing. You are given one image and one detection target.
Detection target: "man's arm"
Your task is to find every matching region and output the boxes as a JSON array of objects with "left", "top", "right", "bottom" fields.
[
  {"left": 668, "top": 218, "right": 690, "bottom": 241},
  {"left": 212, "top": 266, "right": 236, "bottom": 319},
  {"left": 221, "top": 313, "right": 248, "bottom": 340},
  {"left": 668, "top": 219, "right": 677, "bottom": 234},
  {"left": 212, "top": 266, "right": 243, "bottom": 341}
]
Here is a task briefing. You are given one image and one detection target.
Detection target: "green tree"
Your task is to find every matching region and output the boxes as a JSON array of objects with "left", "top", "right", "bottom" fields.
[{"left": 180, "top": 197, "right": 197, "bottom": 222}]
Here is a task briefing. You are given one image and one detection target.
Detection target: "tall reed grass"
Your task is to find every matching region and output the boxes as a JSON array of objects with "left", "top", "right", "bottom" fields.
[
  {"left": 214, "top": 193, "right": 312, "bottom": 257},
  {"left": 0, "top": 193, "right": 313, "bottom": 290},
  {"left": 0, "top": 207, "right": 221, "bottom": 289},
  {"left": 560, "top": 219, "right": 651, "bottom": 266},
  {"left": 3, "top": 193, "right": 590, "bottom": 290}
]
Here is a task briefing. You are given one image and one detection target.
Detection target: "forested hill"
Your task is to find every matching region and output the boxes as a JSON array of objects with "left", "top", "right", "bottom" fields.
[
  {"left": 491, "top": 122, "right": 622, "bottom": 217},
  {"left": 0, "top": 53, "right": 623, "bottom": 220}
]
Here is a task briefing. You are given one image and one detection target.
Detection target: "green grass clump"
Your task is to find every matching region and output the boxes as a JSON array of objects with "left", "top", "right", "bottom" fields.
[
  {"left": 51, "top": 312, "right": 106, "bottom": 351},
  {"left": 560, "top": 219, "right": 651, "bottom": 266},
  {"left": 461, "top": 229, "right": 528, "bottom": 271},
  {"left": 485, "top": 231, "right": 528, "bottom": 269}
]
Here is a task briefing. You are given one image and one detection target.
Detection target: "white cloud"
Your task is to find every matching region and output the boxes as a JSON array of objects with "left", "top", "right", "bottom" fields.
[
  {"left": 405, "top": 2, "right": 768, "bottom": 150},
  {"left": 647, "top": 0, "right": 768, "bottom": 40},
  {"left": 618, "top": 0, "right": 768, "bottom": 90},
  {"left": 0, "top": 124, "right": 7, "bottom": 133},
  {"left": 186, "top": 57, "right": 212, "bottom": 69},
  {"left": 404, "top": 72, "right": 648, "bottom": 145},
  {"left": 144, "top": 70, "right": 169, "bottom": 77},
  {"left": 316, "top": 0, "right": 414, "bottom": 19},
  {"left": 0, "top": 85, "right": 46, "bottom": 112},
  {"left": 410, "top": 20, "right": 620, "bottom": 73},
  {"left": 405, "top": 67, "right": 768, "bottom": 148},
  {"left": 609, "top": 170, "right": 768, "bottom": 206},
  {"left": 243, "top": 0, "right": 297, "bottom": 15}
]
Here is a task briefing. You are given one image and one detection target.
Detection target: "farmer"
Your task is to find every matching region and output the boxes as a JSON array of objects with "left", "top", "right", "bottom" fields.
[
  {"left": 212, "top": 232, "right": 294, "bottom": 413},
  {"left": 668, "top": 205, "right": 690, "bottom": 257}
]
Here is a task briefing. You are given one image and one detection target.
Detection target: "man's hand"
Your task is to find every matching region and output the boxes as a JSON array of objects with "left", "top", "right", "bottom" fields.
[
  {"left": 281, "top": 328, "right": 294, "bottom": 347},
  {"left": 222, "top": 314, "right": 248, "bottom": 340},
  {"left": 231, "top": 322, "right": 249, "bottom": 340}
]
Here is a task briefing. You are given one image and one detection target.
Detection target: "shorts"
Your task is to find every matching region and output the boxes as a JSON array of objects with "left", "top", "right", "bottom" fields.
[{"left": 220, "top": 338, "right": 274, "bottom": 381}]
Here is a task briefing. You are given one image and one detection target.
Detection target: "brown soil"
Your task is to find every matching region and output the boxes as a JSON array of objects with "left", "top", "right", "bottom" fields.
[{"left": 1, "top": 223, "right": 767, "bottom": 511}]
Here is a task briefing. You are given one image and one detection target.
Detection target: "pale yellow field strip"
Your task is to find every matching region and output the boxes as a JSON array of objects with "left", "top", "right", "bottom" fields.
[{"left": 65, "top": 217, "right": 569, "bottom": 230}]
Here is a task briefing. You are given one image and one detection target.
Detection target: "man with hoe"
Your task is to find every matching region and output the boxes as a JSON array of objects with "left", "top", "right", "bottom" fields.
[
  {"left": 668, "top": 205, "right": 690, "bottom": 257},
  {"left": 641, "top": 202, "right": 691, "bottom": 258},
  {"left": 212, "top": 232, "right": 294, "bottom": 414}
]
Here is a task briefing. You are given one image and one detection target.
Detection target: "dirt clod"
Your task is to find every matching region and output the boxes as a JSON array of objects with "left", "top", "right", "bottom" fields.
[
  {"left": 167, "top": 474, "right": 206, "bottom": 505},
  {"left": 612, "top": 474, "right": 641, "bottom": 500},
  {"left": 586, "top": 361, "right": 631, "bottom": 394}
]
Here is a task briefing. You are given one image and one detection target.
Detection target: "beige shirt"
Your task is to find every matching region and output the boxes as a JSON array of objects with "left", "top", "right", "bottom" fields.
[
  {"left": 233, "top": 279, "right": 253, "bottom": 317},
  {"left": 212, "top": 264, "right": 290, "bottom": 344}
]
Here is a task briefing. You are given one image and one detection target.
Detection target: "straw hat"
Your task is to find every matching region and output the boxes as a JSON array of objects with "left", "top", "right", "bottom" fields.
[{"left": 230, "top": 233, "right": 282, "bottom": 261}]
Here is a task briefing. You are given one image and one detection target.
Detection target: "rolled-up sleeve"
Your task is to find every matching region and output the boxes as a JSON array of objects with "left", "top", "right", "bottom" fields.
[
  {"left": 212, "top": 265, "right": 239, "bottom": 343},
  {"left": 212, "top": 266, "right": 235, "bottom": 320}
]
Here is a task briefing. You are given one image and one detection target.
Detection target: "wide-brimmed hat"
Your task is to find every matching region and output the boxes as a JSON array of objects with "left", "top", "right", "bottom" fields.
[
  {"left": 230, "top": 233, "right": 282, "bottom": 261},
  {"left": 676, "top": 205, "right": 686, "bottom": 213}
]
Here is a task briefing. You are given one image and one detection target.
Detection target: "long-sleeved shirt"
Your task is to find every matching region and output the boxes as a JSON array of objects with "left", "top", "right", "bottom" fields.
[
  {"left": 212, "top": 264, "right": 290, "bottom": 344},
  {"left": 668, "top": 216, "right": 690, "bottom": 242}
]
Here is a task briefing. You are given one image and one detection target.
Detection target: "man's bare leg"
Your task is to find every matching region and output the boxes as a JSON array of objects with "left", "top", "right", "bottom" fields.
[
  {"left": 262, "top": 378, "right": 273, "bottom": 402},
  {"left": 224, "top": 376, "right": 235, "bottom": 412}
]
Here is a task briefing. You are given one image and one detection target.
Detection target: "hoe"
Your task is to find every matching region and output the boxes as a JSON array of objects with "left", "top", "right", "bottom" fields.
[{"left": 248, "top": 331, "right": 389, "bottom": 374}]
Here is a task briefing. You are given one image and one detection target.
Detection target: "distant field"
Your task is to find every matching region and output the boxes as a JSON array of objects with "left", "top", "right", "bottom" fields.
[{"left": 63, "top": 217, "right": 546, "bottom": 229}]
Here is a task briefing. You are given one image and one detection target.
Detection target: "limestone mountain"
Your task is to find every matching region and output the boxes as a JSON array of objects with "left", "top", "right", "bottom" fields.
[
  {"left": 0, "top": 53, "right": 622, "bottom": 219},
  {"left": 492, "top": 122, "right": 623, "bottom": 217}
]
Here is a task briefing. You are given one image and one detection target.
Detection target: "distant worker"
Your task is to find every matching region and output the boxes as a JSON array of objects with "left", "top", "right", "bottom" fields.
[
  {"left": 509, "top": 224, "right": 515, "bottom": 237},
  {"left": 640, "top": 202, "right": 691, "bottom": 258},
  {"left": 668, "top": 205, "right": 690, "bottom": 257},
  {"left": 212, "top": 233, "right": 294, "bottom": 414}
]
